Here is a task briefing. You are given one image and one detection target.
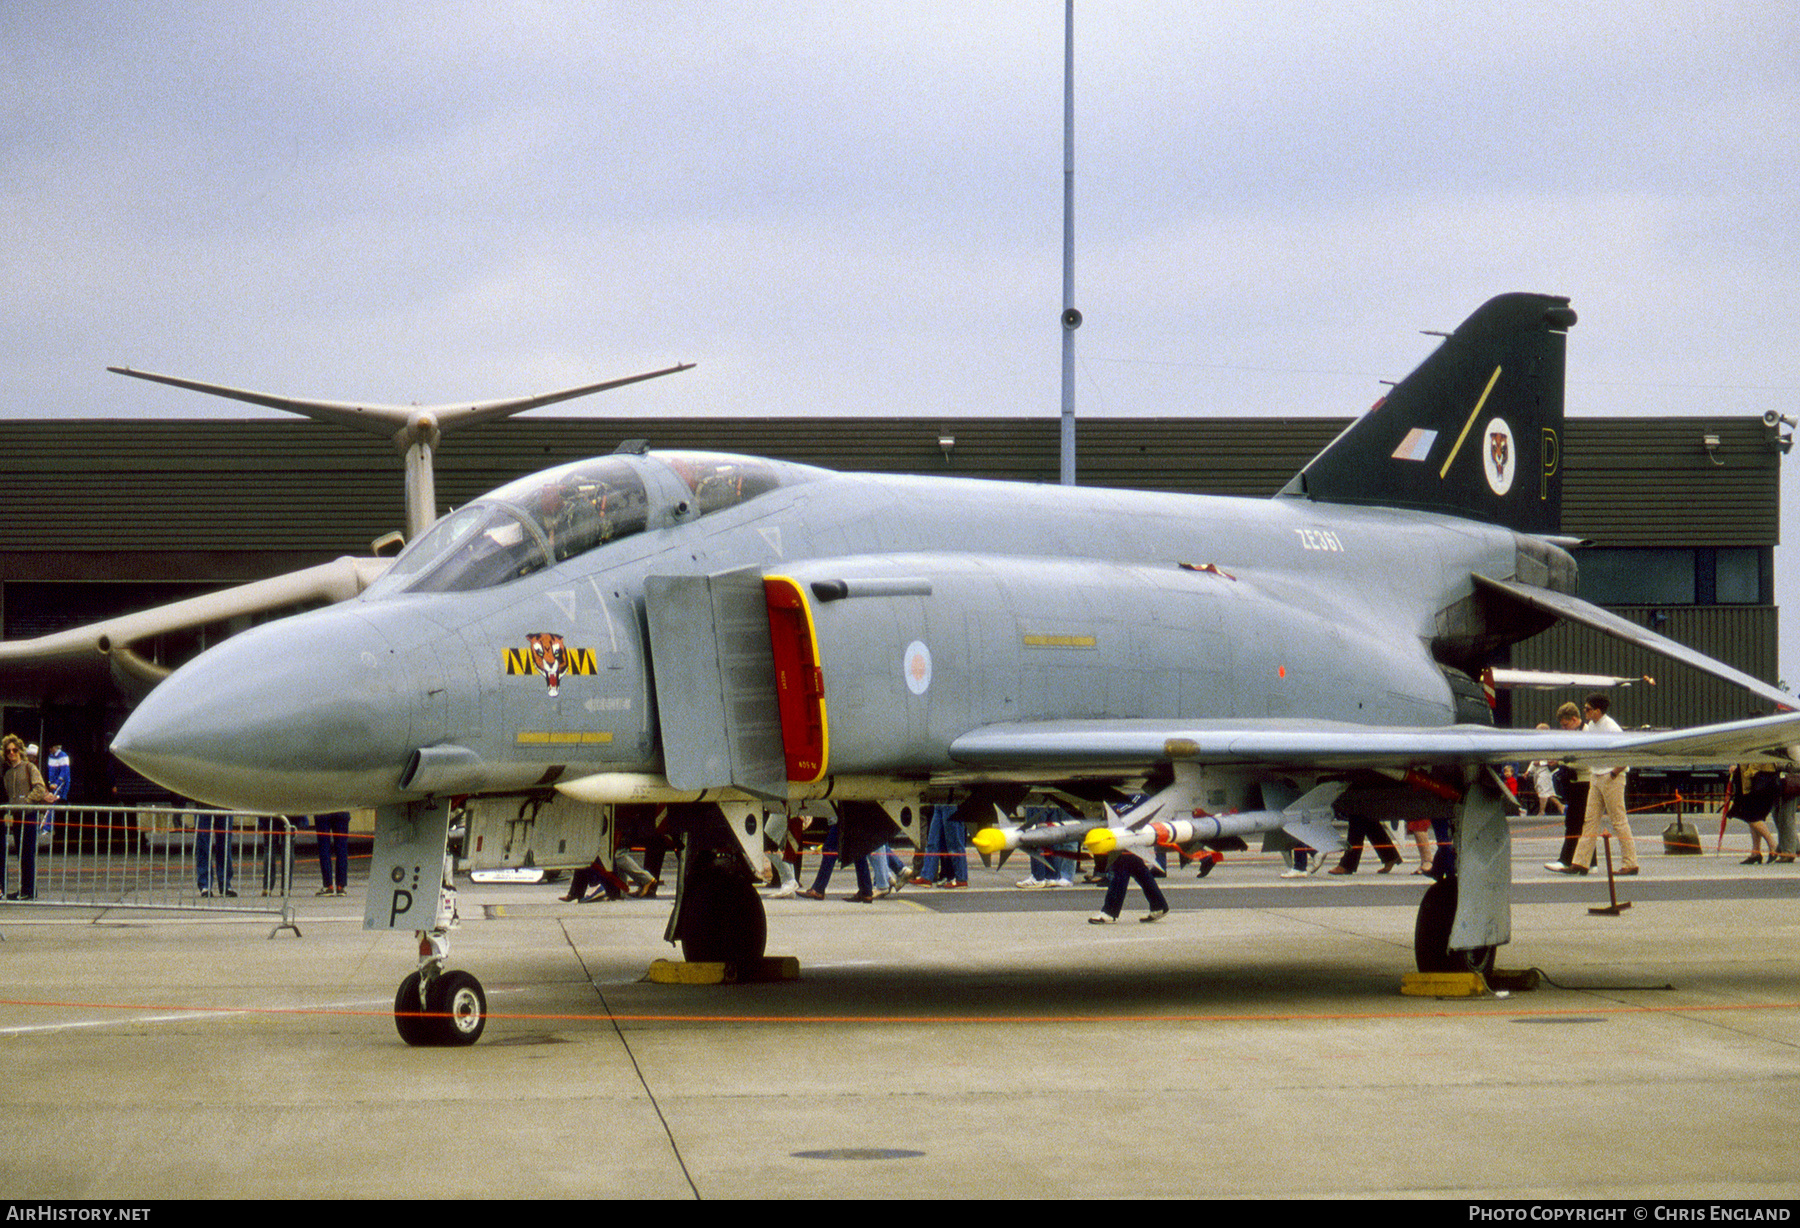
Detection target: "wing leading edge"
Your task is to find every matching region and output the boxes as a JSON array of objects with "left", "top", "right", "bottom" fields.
[{"left": 948, "top": 711, "right": 1800, "bottom": 775}]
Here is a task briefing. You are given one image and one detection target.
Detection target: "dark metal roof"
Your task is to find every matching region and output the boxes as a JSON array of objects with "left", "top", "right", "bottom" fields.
[{"left": 1559, "top": 416, "right": 1781, "bottom": 547}]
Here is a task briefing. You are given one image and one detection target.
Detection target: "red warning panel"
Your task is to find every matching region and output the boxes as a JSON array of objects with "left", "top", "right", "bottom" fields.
[{"left": 764, "top": 576, "right": 828, "bottom": 782}]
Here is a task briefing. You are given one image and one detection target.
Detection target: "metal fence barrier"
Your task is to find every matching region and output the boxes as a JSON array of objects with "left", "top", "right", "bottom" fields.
[{"left": 0, "top": 803, "right": 300, "bottom": 936}]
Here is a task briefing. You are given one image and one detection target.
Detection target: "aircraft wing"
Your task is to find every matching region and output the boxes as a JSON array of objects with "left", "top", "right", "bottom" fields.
[
  {"left": 949, "top": 711, "right": 1800, "bottom": 774},
  {"left": 0, "top": 554, "right": 389, "bottom": 705},
  {"left": 1473, "top": 573, "right": 1792, "bottom": 712},
  {"left": 109, "top": 363, "right": 694, "bottom": 436}
]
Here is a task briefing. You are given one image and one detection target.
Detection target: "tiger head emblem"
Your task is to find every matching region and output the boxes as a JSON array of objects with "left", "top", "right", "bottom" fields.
[{"left": 526, "top": 633, "right": 569, "bottom": 696}]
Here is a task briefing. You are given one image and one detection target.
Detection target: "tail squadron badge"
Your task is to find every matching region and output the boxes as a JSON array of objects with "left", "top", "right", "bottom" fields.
[{"left": 1482, "top": 418, "right": 1516, "bottom": 496}]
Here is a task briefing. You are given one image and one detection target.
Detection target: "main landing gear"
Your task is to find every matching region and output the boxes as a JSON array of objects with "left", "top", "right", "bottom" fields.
[
  {"left": 1412, "top": 876, "right": 1496, "bottom": 978},
  {"left": 672, "top": 847, "right": 768, "bottom": 966}
]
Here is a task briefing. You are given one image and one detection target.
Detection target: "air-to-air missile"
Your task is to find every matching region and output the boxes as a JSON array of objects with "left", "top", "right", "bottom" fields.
[
  {"left": 1084, "top": 780, "right": 1351, "bottom": 859},
  {"left": 970, "top": 818, "right": 1102, "bottom": 859}
]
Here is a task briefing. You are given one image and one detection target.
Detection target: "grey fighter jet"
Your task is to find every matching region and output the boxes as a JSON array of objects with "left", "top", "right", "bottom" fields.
[{"left": 110, "top": 293, "right": 1800, "bottom": 1045}]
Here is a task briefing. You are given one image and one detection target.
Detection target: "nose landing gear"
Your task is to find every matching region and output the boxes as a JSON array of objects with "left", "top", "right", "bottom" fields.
[{"left": 394, "top": 928, "right": 488, "bottom": 1047}]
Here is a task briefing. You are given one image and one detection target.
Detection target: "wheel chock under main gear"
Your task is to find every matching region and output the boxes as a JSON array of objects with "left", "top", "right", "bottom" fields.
[
  {"left": 1400, "top": 965, "right": 1540, "bottom": 997},
  {"left": 1400, "top": 970, "right": 1489, "bottom": 997},
  {"left": 645, "top": 955, "right": 801, "bottom": 985}
]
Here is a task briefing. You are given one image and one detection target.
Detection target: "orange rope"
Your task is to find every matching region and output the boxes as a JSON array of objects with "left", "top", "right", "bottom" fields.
[{"left": 3, "top": 995, "right": 1798, "bottom": 1027}]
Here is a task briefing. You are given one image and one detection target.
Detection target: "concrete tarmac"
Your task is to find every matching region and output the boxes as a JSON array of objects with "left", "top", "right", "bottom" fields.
[{"left": 1, "top": 828, "right": 1797, "bottom": 1200}]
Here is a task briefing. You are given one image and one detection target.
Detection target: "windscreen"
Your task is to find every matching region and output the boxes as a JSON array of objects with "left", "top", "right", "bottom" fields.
[
  {"left": 404, "top": 504, "right": 550, "bottom": 594},
  {"left": 375, "top": 457, "right": 651, "bottom": 594}
]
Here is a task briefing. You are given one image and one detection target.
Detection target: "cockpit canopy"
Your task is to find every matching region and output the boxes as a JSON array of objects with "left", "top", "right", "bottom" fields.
[{"left": 368, "top": 451, "right": 810, "bottom": 596}]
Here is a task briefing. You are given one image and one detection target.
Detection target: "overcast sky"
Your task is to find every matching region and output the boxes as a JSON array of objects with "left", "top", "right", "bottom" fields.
[{"left": 5, "top": 3, "right": 1799, "bottom": 674}]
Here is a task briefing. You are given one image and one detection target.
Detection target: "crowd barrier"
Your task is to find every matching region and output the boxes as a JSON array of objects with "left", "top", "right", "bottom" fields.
[{"left": 0, "top": 803, "right": 300, "bottom": 936}]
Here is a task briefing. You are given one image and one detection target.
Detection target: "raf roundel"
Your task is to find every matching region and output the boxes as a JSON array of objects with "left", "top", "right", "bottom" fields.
[
  {"left": 1482, "top": 417, "right": 1516, "bottom": 497},
  {"left": 903, "top": 640, "right": 932, "bottom": 695}
]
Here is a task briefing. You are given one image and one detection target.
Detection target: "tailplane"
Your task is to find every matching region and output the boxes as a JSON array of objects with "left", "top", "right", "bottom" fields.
[{"left": 1278, "top": 293, "right": 1575, "bottom": 535}]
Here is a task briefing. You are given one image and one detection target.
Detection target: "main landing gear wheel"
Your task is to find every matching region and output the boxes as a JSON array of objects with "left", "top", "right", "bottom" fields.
[
  {"left": 678, "top": 856, "right": 768, "bottom": 966},
  {"left": 393, "top": 969, "right": 488, "bottom": 1046},
  {"left": 1413, "top": 877, "right": 1496, "bottom": 977}
]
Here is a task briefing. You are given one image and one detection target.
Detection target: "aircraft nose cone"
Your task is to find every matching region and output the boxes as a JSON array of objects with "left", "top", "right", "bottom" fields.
[{"left": 114, "top": 606, "right": 419, "bottom": 811}]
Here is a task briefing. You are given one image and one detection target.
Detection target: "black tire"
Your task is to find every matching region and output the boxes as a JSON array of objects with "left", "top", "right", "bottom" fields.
[
  {"left": 1413, "top": 877, "right": 1496, "bottom": 976},
  {"left": 393, "top": 972, "right": 433, "bottom": 1047},
  {"left": 679, "top": 861, "right": 768, "bottom": 966},
  {"left": 426, "top": 970, "right": 487, "bottom": 1046}
]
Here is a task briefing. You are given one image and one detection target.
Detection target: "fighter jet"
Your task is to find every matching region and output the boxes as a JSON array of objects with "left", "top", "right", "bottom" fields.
[{"left": 109, "top": 292, "right": 1800, "bottom": 1046}]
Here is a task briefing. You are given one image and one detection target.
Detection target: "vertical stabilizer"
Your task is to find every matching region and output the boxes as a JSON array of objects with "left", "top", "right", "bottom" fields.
[{"left": 1278, "top": 293, "right": 1575, "bottom": 535}]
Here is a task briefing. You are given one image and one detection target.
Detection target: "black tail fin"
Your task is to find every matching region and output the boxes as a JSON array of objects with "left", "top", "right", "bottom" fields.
[{"left": 1278, "top": 293, "right": 1575, "bottom": 535}]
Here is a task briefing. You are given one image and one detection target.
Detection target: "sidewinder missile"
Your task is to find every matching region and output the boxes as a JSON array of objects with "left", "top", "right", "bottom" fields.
[
  {"left": 971, "top": 820, "right": 1100, "bottom": 857},
  {"left": 1085, "top": 811, "right": 1288, "bottom": 857}
]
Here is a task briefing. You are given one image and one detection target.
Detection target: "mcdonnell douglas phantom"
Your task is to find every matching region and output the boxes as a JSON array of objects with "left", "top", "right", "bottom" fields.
[{"left": 104, "top": 292, "right": 1800, "bottom": 1045}]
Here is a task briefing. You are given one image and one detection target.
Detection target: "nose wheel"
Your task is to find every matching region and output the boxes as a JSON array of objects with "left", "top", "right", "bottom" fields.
[
  {"left": 394, "top": 968, "right": 488, "bottom": 1047},
  {"left": 373, "top": 804, "right": 487, "bottom": 1045}
]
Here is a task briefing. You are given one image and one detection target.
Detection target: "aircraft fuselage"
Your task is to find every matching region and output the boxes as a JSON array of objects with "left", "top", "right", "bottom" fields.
[{"left": 113, "top": 453, "right": 1542, "bottom": 813}]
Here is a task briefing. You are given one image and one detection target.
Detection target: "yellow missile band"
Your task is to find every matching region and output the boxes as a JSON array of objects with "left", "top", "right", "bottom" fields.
[
  {"left": 1084, "top": 827, "right": 1120, "bottom": 856},
  {"left": 516, "top": 731, "right": 614, "bottom": 745},
  {"left": 1022, "top": 634, "right": 1097, "bottom": 648},
  {"left": 970, "top": 827, "right": 1009, "bottom": 856}
]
